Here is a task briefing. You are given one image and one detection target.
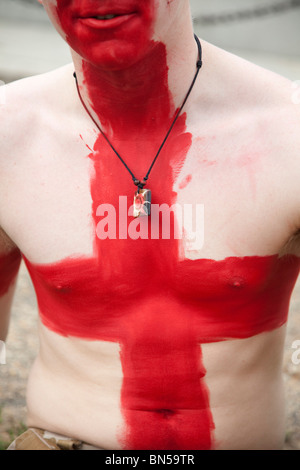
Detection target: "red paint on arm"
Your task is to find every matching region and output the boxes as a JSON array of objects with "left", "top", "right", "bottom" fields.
[{"left": 0, "top": 250, "right": 21, "bottom": 296}]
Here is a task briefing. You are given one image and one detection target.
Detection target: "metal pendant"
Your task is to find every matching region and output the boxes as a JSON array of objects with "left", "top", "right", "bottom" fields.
[{"left": 133, "top": 188, "right": 151, "bottom": 217}]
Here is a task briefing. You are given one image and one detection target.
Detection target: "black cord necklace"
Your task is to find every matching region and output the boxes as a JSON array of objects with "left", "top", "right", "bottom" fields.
[{"left": 74, "top": 34, "right": 202, "bottom": 217}]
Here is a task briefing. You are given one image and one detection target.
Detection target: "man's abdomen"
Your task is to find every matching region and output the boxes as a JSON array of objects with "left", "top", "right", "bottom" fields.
[{"left": 25, "top": 321, "right": 287, "bottom": 450}]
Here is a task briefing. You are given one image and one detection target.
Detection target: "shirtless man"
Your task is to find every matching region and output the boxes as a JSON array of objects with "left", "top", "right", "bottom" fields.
[{"left": 1, "top": 0, "right": 300, "bottom": 450}]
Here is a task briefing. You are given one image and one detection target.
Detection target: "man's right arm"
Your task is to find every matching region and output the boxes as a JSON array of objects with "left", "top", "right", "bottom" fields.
[
  {"left": 0, "top": 228, "right": 21, "bottom": 341},
  {"left": 0, "top": 81, "right": 24, "bottom": 342}
]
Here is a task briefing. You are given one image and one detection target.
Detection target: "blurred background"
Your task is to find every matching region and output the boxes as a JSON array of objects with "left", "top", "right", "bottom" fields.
[{"left": 0, "top": 0, "right": 300, "bottom": 450}]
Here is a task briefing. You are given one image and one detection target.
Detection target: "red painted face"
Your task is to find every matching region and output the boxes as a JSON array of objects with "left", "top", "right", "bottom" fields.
[{"left": 43, "top": 0, "right": 158, "bottom": 69}]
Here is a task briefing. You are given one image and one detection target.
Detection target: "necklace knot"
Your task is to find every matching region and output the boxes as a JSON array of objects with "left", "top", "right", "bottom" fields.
[{"left": 133, "top": 178, "right": 147, "bottom": 190}]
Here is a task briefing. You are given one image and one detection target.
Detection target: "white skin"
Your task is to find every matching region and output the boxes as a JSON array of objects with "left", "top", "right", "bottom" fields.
[{"left": 0, "top": 0, "right": 300, "bottom": 450}]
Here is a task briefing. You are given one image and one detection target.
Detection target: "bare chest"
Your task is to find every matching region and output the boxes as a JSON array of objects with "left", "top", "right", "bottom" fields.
[{"left": 2, "top": 117, "right": 290, "bottom": 264}]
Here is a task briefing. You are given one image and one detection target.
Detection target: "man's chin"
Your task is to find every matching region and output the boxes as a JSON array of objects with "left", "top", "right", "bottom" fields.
[{"left": 70, "top": 42, "right": 154, "bottom": 72}]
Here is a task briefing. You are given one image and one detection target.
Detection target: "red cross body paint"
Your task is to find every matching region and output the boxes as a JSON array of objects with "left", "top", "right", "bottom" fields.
[
  {"left": 24, "top": 0, "right": 300, "bottom": 450},
  {"left": 23, "top": 253, "right": 300, "bottom": 449}
]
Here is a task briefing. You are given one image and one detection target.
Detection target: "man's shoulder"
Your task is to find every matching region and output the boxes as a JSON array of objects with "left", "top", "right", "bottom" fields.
[
  {"left": 211, "top": 43, "right": 300, "bottom": 230},
  {"left": 0, "top": 64, "right": 74, "bottom": 158},
  {"left": 204, "top": 40, "right": 296, "bottom": 110},
  {"left": 204, "top": 41, "right": 300, "bottom": 149}
]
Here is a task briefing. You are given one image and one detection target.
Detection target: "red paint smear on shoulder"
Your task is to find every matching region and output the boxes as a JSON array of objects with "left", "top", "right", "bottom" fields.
[{"left": 0, "top": 249, "right": 21, "bottom": 296}]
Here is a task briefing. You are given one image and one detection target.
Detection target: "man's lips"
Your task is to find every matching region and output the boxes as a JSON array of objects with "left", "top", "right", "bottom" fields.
[
  {"left": 78, "top": 12, "right": 138, "bottom": 28},
  {"left": 93, "top": 14, "right": 119, "bottom": 20}
]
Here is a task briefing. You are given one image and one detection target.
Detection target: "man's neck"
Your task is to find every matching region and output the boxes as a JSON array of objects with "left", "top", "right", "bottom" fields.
[{"left": 71, "top": 26, "right": 199, "bottom": 139}]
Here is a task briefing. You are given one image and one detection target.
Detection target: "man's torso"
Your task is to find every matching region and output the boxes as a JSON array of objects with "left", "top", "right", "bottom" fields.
[{"left": 1, "top": 42, "right": 300, "bottom": 449}]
